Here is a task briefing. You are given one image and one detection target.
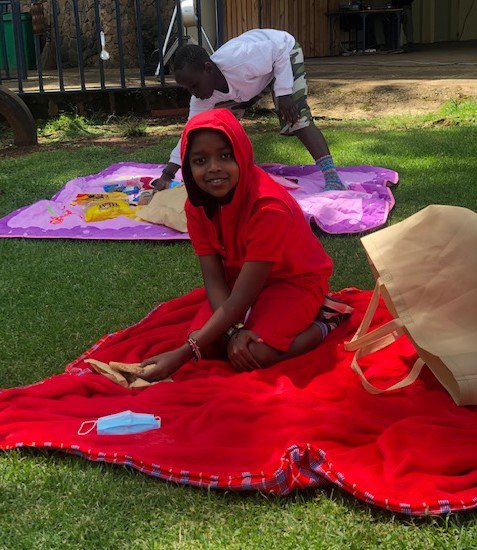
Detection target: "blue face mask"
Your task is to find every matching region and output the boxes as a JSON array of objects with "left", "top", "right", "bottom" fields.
[{"left": 78, "top": 410, "right": 161, "bottom": 436}]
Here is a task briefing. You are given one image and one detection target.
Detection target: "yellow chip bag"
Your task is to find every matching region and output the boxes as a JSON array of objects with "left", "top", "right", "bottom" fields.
[
  {"left": 71, "top": 192, "right": 128, "bottom": 206},
  {"left": 84, "top": 200, "right": 134, "bottom": 222}
]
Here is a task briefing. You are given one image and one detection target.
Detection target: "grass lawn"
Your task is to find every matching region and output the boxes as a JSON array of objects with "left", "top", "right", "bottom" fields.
[{"left": 0, "top": 103, "right": 476, "bottom": 548}]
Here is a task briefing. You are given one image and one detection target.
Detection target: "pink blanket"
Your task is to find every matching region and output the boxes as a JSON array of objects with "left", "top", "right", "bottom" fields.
[{"left": 0, "top": 163, "right": 398, "bottom": 239}]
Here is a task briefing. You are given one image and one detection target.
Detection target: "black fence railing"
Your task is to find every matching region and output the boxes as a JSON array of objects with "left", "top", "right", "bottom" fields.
[
  {"left": 0, "top": 0, "right": 225, "bottom": 95},
  {"left": 0, "top": 0, "right": 29, "bottom": 90}
]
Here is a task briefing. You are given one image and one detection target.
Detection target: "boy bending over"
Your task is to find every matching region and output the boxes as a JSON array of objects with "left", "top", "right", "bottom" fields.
[{"left": 146, "top": 29, "right": 346, "bottom": 199}]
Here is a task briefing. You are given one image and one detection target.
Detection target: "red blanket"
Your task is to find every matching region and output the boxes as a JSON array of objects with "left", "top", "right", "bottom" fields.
[{"left": 1, "top": 288, "right": 476, "bottom": 516}]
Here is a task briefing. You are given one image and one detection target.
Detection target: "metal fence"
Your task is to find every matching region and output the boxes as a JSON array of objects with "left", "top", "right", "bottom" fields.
[
  {"left": 0, "top": 0, "right": 29, "bottom": 89},
  {"left": 0, "top": 0, "right": 225, "bottom": 95}
]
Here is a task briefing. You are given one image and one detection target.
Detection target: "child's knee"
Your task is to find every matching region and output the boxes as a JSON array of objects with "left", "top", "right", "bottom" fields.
[{"left": 249, "top": 342, "right": 281, "bottom": 369}]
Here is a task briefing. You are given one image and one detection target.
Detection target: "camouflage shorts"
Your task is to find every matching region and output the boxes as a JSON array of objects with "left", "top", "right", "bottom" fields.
[
  {"left": 214, "top": 42, "right": 312, "bottom": 135},
  {"left": 272, "top": 42, "right": 313, "bottom": 135}
]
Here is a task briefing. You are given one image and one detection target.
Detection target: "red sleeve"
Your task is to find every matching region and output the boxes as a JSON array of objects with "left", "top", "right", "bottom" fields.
[
  {"left": 245, "top": 199, "right": 292, "bottom": 263},
  {"left": 185, "top": 200, "right": 217, "bottom": 256}
]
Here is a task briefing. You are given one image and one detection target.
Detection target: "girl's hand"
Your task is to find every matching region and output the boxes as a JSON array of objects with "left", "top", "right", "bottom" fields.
[
  {"left": 139, "top": 348, "right": 188, "bottom": 381},
  {"left": 227, "top": 329, "right": 264, "bottom": 372}
]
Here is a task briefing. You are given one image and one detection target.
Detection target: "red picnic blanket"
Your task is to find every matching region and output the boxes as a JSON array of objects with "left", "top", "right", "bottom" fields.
[{"left": 0, "top": 288, "right": 476, "bottom": 516}]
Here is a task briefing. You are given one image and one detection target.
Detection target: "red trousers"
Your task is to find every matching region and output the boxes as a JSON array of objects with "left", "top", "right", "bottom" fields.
[{"left": 189, "top": 275, "right": 328, "bottom": 352}]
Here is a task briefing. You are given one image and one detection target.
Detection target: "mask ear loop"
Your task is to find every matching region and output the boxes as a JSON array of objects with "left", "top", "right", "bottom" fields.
[
  {"left": 154, "top": 415, "right": 162, "bottom": 428},
  {"left": 77, "top": 420, "right": 97, "bottom": 436}
]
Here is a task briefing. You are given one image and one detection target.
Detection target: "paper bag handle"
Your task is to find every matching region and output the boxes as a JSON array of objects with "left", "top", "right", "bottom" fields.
[{"left": 344, "top": 278, "right": 425, "bottom": 394}]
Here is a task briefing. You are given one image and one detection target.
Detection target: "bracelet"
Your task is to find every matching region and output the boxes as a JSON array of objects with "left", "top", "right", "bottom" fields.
[
  {"left": 225, "top": 323, "right": 244, "bottom": 342},
  {"left": 186, "top": 337, "right": 201, "bottom": 362}
]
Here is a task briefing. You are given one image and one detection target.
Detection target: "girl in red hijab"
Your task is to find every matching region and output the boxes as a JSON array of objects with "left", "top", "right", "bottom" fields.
[{"left": 140, "top": 109, "right": 336, "bottom": 380}]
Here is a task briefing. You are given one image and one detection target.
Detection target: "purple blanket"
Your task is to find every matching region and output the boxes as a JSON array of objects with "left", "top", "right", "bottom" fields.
[{"left": 0, "top": 162, "right": 398, "bottom": 239}]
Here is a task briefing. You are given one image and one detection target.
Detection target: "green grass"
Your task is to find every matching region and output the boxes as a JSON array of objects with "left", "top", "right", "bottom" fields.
[
  {"left": 40, "top": 114, "right": 98, "bottom": 141},
  {"left": 371, "top": 99, "right": 477, "bottom": 131},
  {"left": 0, "top": 106, "right": 477, "bottom": 548},
  {"left": 121, "top": 116, "right": 149, "bottom": 137}
]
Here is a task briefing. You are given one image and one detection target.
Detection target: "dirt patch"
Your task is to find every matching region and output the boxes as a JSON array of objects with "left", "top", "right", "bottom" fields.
[
  {"left": 0, "top": 117, "right": 274, "bottom": 158},
  {"left": 1, "top": 42, "right": 475, "bottom": 157},
  {"left": 0, "top": 134, "right": 164, "bottom": 158},
  {"left": 253, "top": 78, "right": 476, "bottom": 119},
  {"left": 255, "top": 42, "right": 477, "bottom": 118},
  {"left": 305, "top": 78, "right": 476, "bottom": 119},
  {"left": 302, "top": 42, "right": 477, "bottom": 118}
]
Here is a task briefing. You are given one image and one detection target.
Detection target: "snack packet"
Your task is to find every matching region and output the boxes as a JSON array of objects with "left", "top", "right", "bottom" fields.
[
  {"left": 103, "top": 184, "right": 140, "bottom": 195},
  {"left": 71, "top": 192, "right": 128, "bottom": 206},
  {"left": 84, "top": 200, "right": 135, "bottom": 222}
]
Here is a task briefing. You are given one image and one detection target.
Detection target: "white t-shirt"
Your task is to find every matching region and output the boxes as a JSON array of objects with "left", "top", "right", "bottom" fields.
[{"left": 169, "top": 29, "right": 296, "bottom": 166}]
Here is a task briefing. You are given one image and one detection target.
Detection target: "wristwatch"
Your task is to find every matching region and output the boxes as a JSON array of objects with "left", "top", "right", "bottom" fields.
[{"left": 226, "top": 323, "right": 244, "bottom": 340}]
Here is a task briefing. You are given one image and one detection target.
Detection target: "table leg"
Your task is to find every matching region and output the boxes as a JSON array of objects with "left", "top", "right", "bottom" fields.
[
  {"left": 396, "top": 12, "right": 402, "bottom": 49},
  {"left": 361, "top": 13, "right": 367, "bottom": 52}
]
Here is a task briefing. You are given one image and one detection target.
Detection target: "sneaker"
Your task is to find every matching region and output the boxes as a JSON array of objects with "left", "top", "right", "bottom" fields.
[{"left": 313, "top": 295, "right": 354, "bottom": 338}]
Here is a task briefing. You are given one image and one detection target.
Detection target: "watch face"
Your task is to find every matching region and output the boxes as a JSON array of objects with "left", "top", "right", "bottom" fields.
[{"left": 226, "top": 324, "right": 244, "bottom": 338}]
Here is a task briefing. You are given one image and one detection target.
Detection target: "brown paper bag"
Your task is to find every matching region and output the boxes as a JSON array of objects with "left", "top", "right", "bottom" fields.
[
  {"left": 85, "top": 359, "right": 172, "bottom": 388},
  {"left": 345, "top": 205, "right": 477, "bottom": 406}
]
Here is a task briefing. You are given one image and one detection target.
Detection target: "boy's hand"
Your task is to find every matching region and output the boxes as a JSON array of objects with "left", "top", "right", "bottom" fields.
[
  {"left": 153, "top": 163, "right": 180, "bottom": 191},
  {"left": 151, "top": 175, "right": 172, "bottom": 191},
  {"left": 277, "top": 95, "right": 299, "bottom": 125},
  {"left": 227, "top": 329, "right": 263, "bottom": 372},
  {"left": 137, "top": 171, "right": 175, "bottom": 205}
]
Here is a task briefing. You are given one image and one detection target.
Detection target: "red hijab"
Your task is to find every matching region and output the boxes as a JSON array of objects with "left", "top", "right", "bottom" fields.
[
  {"left": 181, "top": 109, "right": 333, "bottom": 285},
  {"left": 181, "top": 108, "right": 281, "bottom": 220}
]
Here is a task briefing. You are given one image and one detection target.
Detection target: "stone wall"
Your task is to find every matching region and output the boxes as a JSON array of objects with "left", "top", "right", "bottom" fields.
[{"left": 39, "top": 0, "right": 175, "bottom": 68}]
